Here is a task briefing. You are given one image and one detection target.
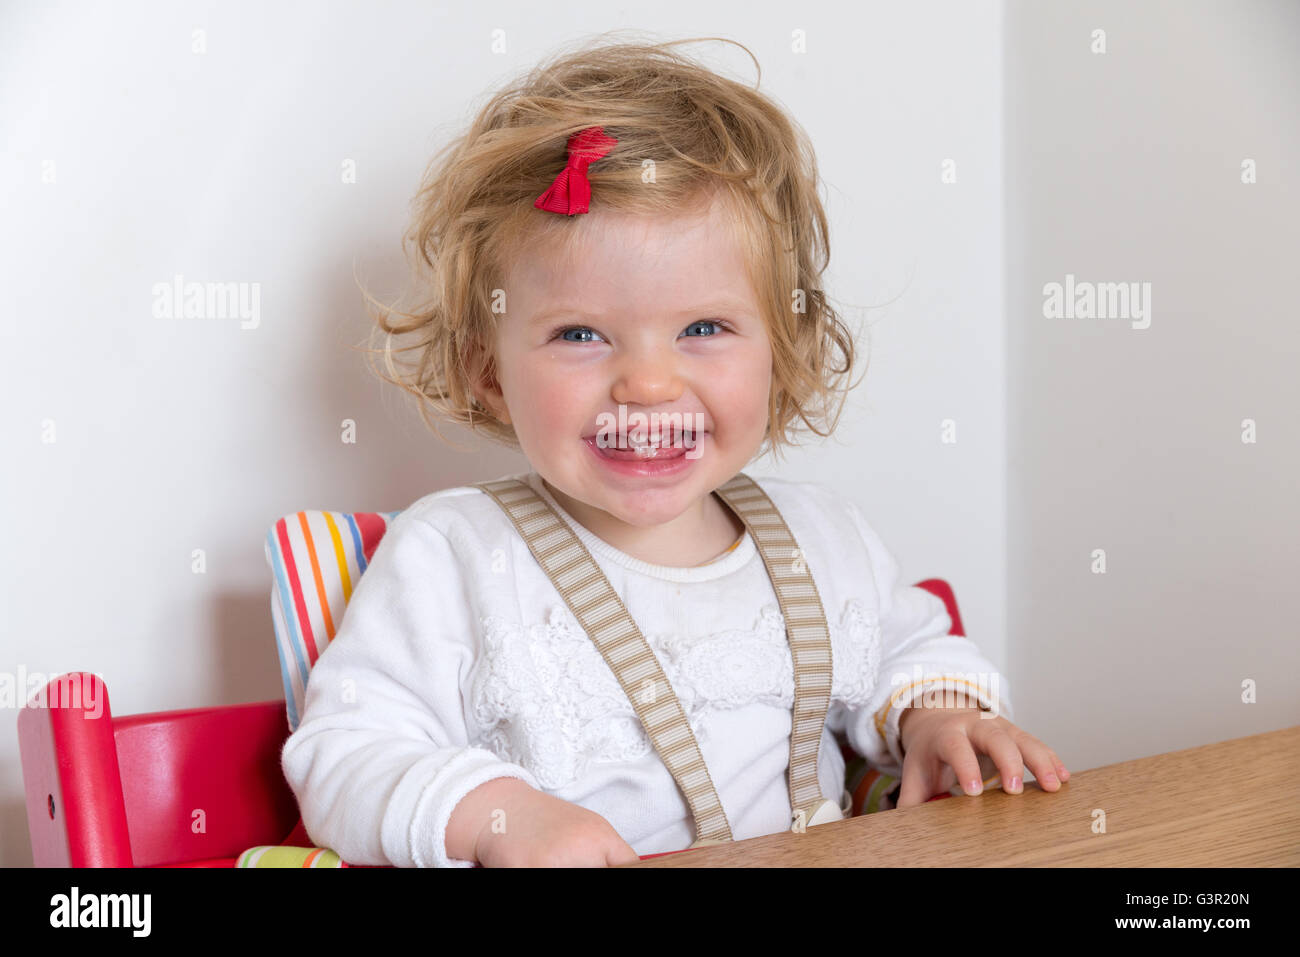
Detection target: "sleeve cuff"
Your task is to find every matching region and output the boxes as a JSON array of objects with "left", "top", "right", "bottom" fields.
[
  {"left": 409, "top": 748, "right": 541, "bottom": 868},
  {"left": 872, "top": 674, "right": 1012, "bottom": 771}
]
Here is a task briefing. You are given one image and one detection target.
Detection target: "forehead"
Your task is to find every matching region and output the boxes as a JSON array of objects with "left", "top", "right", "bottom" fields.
[{"left": 506, "top": 193, "right": 758, "bottom": 319}]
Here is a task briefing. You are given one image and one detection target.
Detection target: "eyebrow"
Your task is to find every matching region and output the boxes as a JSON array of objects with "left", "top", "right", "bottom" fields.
[
  {"left": 528, "top": 307, "right": 599, "bottom": 325},
  {"left": 528, "top": 302, "right": 754, "bottom": 325}
]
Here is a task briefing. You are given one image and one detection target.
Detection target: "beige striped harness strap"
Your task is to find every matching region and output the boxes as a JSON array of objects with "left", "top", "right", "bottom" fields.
[{"left": 474, "top": 472, "right": 843, "bottom": 846}]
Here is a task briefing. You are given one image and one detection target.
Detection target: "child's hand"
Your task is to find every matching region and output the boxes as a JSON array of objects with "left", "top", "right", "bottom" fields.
[
  {"left": 894, "top": 706, "right": 1071, "bottom": 809},
  {"left": 473, "top": 785, "right": 642, "bottom": 867}
]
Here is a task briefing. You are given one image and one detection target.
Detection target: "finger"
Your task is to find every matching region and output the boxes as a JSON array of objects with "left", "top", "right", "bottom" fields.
[
  {"left": 934, "top": 725, "right": 984, "bottom": 796},
  {"left": 608, "top": 841, "right": 642, "bottom": 866},
  {"left": 1002, "top": 730, "right": 1065, "bottom": 791},
  {"left": 896, "top": 752, "right": 936, "bottom": 809},
  {"left": 1014, "top": 733, "right": 1064, "bottom": 791},
  {"left": 1048, "top": 748, "right": 1071, "bottom": 781},
  {"left": 968, "top": 723, "right": 1025, "bottom": 794}
]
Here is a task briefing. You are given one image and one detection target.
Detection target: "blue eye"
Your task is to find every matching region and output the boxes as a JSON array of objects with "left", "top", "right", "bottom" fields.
[
  {"left": 551, "top": 320, "right": 730, "bottom": 343},
  {"left": 557, "top": 327, "right": 603, "bottom": 343}
]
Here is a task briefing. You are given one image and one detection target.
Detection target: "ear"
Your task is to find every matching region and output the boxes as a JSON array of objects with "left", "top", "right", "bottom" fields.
[{"left": 467, "top": 341, "right": 511, "bottom": 426}]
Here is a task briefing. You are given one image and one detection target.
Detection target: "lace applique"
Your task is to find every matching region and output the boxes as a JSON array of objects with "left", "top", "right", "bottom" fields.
[
  {"left": 655, "top": 600, "right": 882, "bottom": 715},
  {"left": 469, "top": 600, "right": 882, "bottom": 790},
  {"left": 469, "top": 606, "right": 672, "bottom": 790}
]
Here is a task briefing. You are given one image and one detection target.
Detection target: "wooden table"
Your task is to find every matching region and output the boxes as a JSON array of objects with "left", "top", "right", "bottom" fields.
[{"left": 627, "top": 724, "right": 1300, "bottom": 866}]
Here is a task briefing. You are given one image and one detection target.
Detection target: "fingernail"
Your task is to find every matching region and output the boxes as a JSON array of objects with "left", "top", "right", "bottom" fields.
[
  {"left": 1044, "top": 772, "right": 1059, "bottom": 786},
  {"left": 1058, "top": 766, "right": 1070, "bottom": 780},
  {"left": 964, "top": 779, "right": 982, "bottom": 795},
  {"left": 1008, "top": 775, "right": 1022, "bottom": 793}
]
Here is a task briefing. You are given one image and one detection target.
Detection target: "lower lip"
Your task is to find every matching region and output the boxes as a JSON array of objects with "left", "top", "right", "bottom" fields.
[{"left": 584, "top": 433, "right": 707, "bottom": 477}]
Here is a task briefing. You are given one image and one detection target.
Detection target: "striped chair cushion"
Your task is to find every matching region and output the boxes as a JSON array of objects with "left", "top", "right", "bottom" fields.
[
  {"left": 237, "top": 845, "right": 345, "bottom": 868},
  {"left": 265, "top": 509, "right": 402, "bottom": 732}
]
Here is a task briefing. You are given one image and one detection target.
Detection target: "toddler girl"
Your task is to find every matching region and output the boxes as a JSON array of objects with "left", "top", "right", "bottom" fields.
[{"left": 281, "top": 34, "right": 1069, "bottom": 867}]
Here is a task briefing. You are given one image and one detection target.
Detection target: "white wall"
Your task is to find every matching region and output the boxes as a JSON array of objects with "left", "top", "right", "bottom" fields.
[
  {"left": 0, "top": 0, "right": 1005, "bottom": 866},
  {"left": 1004, "top": 0, "right": 1300, "bottom": 773}
]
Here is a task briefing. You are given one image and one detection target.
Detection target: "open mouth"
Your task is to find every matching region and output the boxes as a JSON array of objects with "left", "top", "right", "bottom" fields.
[
  {"left": 584, "top": 427, "right": 707, "bottom": 464},
  {"left": 589, "top": 425, "right": 699, "bottom": 452}
]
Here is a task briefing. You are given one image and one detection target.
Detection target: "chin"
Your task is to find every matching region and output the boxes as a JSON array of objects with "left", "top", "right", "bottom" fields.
[{"left": 589, "top": 485, "right": 690, "bottom": 520}]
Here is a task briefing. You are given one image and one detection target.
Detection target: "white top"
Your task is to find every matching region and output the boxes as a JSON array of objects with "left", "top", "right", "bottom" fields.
[{"left": 280, "top": 470, "right": 1013, "bottom": 867}]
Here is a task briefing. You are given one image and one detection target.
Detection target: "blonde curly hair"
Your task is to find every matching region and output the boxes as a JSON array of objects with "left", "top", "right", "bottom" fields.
[{"left": 360, "top": 32, "right": 862, "bottom": 463}]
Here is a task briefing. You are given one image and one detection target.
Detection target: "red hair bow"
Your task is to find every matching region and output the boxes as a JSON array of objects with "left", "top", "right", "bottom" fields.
[{"left": 534, "top": 126, "right": 619, "bottom": 215}]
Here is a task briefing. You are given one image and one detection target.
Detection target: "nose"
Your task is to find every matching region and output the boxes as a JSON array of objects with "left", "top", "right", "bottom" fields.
[{"left": 609, "top": 340, "right": 685, "bottom": 408}]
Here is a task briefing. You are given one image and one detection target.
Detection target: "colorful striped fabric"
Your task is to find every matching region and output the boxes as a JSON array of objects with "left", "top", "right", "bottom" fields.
[
  {"left": 265, "top": 509, "right": 402, "bottom": 732},
  {"left": 237, "top": 845, "right": 345, "bottom": 868},
  {"left": 845, "top": 757, "right": 900, "bottom": 815}
]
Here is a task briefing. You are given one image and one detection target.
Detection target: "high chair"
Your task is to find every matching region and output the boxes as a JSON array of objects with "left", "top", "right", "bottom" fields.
[{"left": 17, "top": 500, "right": 967, "bottom": 867}]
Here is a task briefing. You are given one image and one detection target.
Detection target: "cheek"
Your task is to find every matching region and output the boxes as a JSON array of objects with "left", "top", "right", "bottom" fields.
[
  {"left": 710, "top": 344, "right": 771, "bottom": 405},
  {"left": 511, "top": 361, "right": 587, "bottom": 424},
  {"left": 696, "top": 354, "right": 770, "bottom": 442}
]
